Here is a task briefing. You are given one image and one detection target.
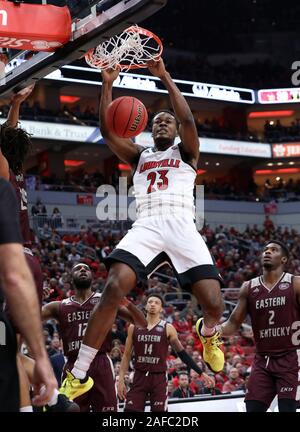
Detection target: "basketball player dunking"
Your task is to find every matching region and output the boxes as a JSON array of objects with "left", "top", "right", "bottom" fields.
[
  {"left": 117, "top": 294, "right": 214, "bottom": 412},
  {"left": 42, "top": 263, "right": 147, "bottom": 412},
  {"left": 62, "top": 58, "right": 225, "bottom": 399},
  {"left": 219, "top": 240, "right": 300, "bottom": 412}
]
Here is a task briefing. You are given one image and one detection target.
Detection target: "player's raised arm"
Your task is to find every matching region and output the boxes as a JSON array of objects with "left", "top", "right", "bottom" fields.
[
  {"left": 41, "top": 301, "right": 60, "bottom": 321},
  {"left": 5, "top": 85, "right": 35, "bottom": 128},
  {"left": 219, "top": 282, "right": 249, "bottom": 337},
  {"left": 148, "top": 59, "right": 199, "bottom": 166},
  {"left": 99, "top": 68, "right": 143, "bottom": 166},
  {"left": 117, "top": 324, "right": 134, "bottom": 400},
  {"left": 117, "top": 297, "right": 147, "bottom": 328}
]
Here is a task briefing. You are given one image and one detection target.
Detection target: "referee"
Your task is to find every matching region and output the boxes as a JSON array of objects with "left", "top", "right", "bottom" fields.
[{"left": 0, "top": 177, "right": 57, "bottom": 412}]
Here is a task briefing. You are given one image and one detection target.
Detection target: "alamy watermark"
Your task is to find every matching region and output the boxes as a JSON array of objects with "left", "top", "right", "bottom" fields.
[{"left": 95, "top": 177, "right": 205, "bottom": 230}]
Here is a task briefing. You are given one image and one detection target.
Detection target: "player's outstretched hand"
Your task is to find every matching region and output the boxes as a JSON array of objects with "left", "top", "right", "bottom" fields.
[
  {"left": 147, "top": 58, "right": 167, "bottom": 79},
  {"left": 201, "top": 372, "right": 216, "bottom": 389},
  {"left": 31, "top": 355, "right": 58, "bottom": 406},
  {"left": 117, "top": 378, "right": 127, "bottom": 401},
  {"left": 12, "top": 84, "right": 35, "bottom": 104},
  {"left": 101, "top": 66, "right": 120, "bottom": 84}
]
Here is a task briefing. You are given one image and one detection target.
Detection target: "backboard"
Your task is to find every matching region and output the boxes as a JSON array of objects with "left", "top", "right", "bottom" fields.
[{"left": 0, "top": 0, "right": 167, "bottom": 96}]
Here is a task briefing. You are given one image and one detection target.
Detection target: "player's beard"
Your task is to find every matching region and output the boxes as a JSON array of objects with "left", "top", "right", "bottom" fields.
[
  {"left": 73, "top": 276, "right": 92, "bottom": 289},
  {"left": 154, "top": 136, "right": 173, "bottom": 150},
  {"left": 262, "top": 262, "right": 274, "bottom": 270}
]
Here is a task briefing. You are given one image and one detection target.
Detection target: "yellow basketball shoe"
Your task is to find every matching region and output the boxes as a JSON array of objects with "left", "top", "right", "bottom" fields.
[
  {"left": 196, "top": 318, "right": 224, "bottom": 373},
  {"left": 59, "top": 371, "right": 94, "bottom": 401}
]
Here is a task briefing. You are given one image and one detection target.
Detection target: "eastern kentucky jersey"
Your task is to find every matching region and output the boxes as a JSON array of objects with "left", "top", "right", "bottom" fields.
[
  {"left": 9, "top": 169, "right": 31, "bottom": 244},
  {"left": 132, "top": 320, "right": 168, "bottom": 373},
  {"left": 247, "top": 272, "right": 300, "bottom": 355},
  {"left": 58, "top": 293, "right": 112, "bottom": 362},
  {"left": 133, "top": 144, "right": 196, "bottom": 218}
]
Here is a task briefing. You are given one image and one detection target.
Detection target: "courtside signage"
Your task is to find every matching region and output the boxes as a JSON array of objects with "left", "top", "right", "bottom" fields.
[
  {"left": 0, "top": 118, "right": 96, "bottom": 142},
  {"left": 136, "top": 133, "right": 271, "bottom": 158},
  {"left": 45, "top": 66, "right": 255, "bottom": 104},
  {"left": 272, "top": 143, "right": 300, "bottom": 158},
  {"left": 258, "top": 88, "right": 300, "bottom": 104},
  {"left": 0, "top": 117, "right": 271, "bottom": 157}
]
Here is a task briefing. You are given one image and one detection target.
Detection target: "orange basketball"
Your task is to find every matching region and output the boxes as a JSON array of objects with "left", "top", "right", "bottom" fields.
[{"left": 106, "top": 96, "right": 148, "bottom": 138}]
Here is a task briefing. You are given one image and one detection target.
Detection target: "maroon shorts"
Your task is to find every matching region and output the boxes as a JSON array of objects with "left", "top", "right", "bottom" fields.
[
  {"left": 64, "top": 353, "right": 117, "bottom": 412},
  {"left": 125, "top": 370, "right": 168, "bottom": 412},
  {"left": 245, "top": 351, "right": 300, "bottom": 406}
]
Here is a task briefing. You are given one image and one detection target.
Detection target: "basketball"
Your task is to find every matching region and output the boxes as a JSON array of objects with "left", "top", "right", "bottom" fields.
[{"left": 106, "top": 96, "right": 148, "bottom": 138}]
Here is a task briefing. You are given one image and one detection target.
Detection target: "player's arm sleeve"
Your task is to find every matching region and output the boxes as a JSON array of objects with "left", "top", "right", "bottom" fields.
[
  {"left": 177, "top": 350, "right": 203, "bottom": 375},
  {"left": 0, "top": 179, "right": 22, "bottom": 244}
]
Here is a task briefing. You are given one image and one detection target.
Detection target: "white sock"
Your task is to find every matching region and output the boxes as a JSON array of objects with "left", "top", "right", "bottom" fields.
[
  {"left": 71, "top": 344, "right": 98, "bottom": 380},
  {"left": 47, "top": 388, "right": 59, "bottom": 407},
  {"left": 201, "top": 322, "right": 216, "bottom": 337},
  {"left": 20, "top": 406, "right": 33, "bottom": 412}
]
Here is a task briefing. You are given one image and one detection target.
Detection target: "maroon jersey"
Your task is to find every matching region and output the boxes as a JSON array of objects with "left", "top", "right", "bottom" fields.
[
  {"left": 58, "top": 293, "right": 112, "bottom": 362},
  {"left": 24, "top": 247, "right": 43, "bottom": 306},
  {"left": 133, "top": 319, "right": 168, "bottom": 373},
  {"left": 9, "top": 169, "right": 31, "bottom": 244},
  {"left": 247, "top": 272, "right": 300, "bottom": 355}
]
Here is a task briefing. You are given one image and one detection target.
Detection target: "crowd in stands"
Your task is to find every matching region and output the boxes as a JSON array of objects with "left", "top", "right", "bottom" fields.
[
  {"left": 30, "top": 218, "right": 299, "bottom": 401},
  {"left": 26, "top": 172, "right": 300, "bottom": 203},
  {"left": 264, "top": 119, "right": 300, "bottom": 143}
]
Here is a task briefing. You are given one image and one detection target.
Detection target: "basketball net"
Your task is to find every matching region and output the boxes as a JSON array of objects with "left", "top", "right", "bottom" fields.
[{"left": 85, "top": 25, "right": 163, "bottom": 71}]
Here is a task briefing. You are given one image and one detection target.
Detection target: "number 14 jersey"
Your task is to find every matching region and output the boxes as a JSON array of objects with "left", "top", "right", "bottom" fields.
[{"left": 132, "top": 320, "right": 169, "bottom": 373}]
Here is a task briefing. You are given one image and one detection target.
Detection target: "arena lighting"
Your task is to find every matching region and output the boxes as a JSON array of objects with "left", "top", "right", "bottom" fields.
[
  {"left": 197, "top": 169, "right": 206, "bottom": 175},
  {"left": 60, "top": 95, "right": 80, "bottom": 104},
  {"left": 255, "top": 168, "right": 300, "bottom": 175},
  {"left": 248, "top": 110, "right": 294, "bottom": 118},
  {"left": 64, "top": 160, "right": 85, "bottom": 167},
  {"left": 118, "top": 163, "right": 131, "bottom": 171}
]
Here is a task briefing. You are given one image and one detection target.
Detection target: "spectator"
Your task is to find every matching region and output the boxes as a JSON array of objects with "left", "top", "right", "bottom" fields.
[
  {"left": 222, "top": 367, "right": 245, "bottom": 393},
  {"left": 171, "top": 372, "right": 195, "bottom": 398}
]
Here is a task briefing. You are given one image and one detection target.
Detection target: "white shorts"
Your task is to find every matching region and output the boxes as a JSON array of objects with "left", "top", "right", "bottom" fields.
[{"left": 106, "top": 214, "right": 223, "bottom": 290}]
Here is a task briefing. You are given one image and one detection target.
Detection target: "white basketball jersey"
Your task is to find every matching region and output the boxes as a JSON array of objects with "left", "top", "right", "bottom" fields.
[{"left": 133, "top": 144, "right": 196, "bottom": 218}]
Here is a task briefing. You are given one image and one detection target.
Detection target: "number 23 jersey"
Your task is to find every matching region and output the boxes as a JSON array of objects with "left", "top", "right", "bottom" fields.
[{"left": 133, "top": 144, "right": 196, "bottom": 219}]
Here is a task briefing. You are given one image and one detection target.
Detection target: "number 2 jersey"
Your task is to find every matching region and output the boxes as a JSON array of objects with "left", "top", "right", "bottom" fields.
[
  {"left": 132, "top": 320, "right": 169, "bottom": 373},
  {"left": 133, "top": 144, "right": 196, "bottom": 219},
  {"left": 9, "top": 169, "right": 31, "bottom": 244},
  {"left": 58, "top": 293, "right": 112, "bottom": 363},
  {"left": 247, "top": 272, "right": 300, "bottom": 355}
]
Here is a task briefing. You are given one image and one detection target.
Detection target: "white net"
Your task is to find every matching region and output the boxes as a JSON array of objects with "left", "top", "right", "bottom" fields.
[{"left": 85, "top": 25, "right": 163, "bottom": 71}]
